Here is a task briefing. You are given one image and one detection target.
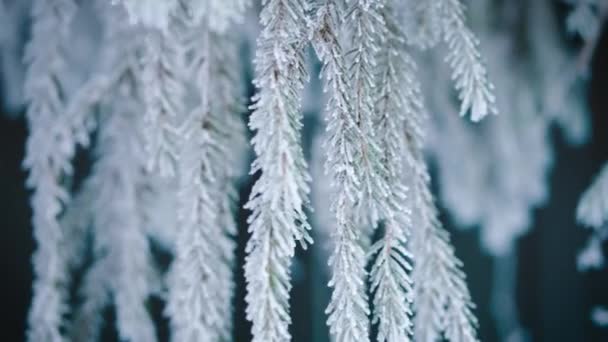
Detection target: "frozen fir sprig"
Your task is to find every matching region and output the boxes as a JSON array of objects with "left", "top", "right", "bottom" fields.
[
  {"left": 74, "top": 5, "right": 162, "bottom": 329},
  {"left": 141, "top": 13, "right": 187, "bottom": 178},
  {"left": 310, "top": 2, "right": 370, "bottom": 341},
  {"left": 342, "top": 0, "right": 392, "bottom": 228},
  {"left": 69, "top": 5, "right": 158, "bottom": 341},
  {"left": 166, "top": 19, "right": 245, "bottom": 341},
  {"left": 368, "top": 4, "right": 422, "bottom": 341},
  {"left": 23, "top": 0, "right": 82, "bottom": 340},
  {"left": 409, "top": 125, "right": 479, "bottom": 341},
  {"left": 410, "top": 173, "right": 479, "bottom": 341},
  {"left": 87, "top": 82, "right": 158, "bottom": 342},
  {"left": 243, "top": 0, "right": 312, "bottom": 341},
  {"left": 399, "top": 0, "right": 496, "bottom": 122},
  {"left": 438, "top": 0, "right": 497, "bottom": 122}
]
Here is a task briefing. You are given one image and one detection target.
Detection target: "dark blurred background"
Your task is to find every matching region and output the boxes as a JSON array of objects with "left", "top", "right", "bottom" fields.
[{"left": 3, "top": 11, "right": 608, "bottom": 342}]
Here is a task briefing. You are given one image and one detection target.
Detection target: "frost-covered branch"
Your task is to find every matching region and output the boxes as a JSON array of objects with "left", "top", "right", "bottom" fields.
[
  {"left": 437, "top": 0, "right": 497, "bottom": 122},
  {"left": 343, "top": 0, "right": 391, "bottom": 227},
  {"left": 411, "top": 170, "right": 479, "bottom": 342},
  {"left": 88, "top": 72, "right": 158, "bottom": 342},
  {"left": 406, "top": 75, "right": 478, "bottom": 341},
  {"left": 243, "top": 0, "right": 312, "bottom": 341},
  {"left": 368, "top": 4, "right": 422, "bottom": 341},
  {"left": 166, "top": 20, "right": 246, "bottom": 341},
  {"left": 311, "top": 2, "right": 371, "bottom": 341},
  {"left": 23, "top": 1, "right": 83, "bottom": 340},
  {"left": 141, "top": 16, "right": 187, "bottom": 178},
  {"left": 68, "top": 5, "right": 158, "bottom": 341}
]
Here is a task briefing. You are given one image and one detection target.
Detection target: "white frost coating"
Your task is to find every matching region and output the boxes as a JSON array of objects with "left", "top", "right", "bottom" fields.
[
  {"left": 166, "top": 21, "right": 245, "bottom": 341},
  {"left": 23, "top": 0, "right": 82, "bottom": 340},
  {"left": 112, "top": 0, "right": 179, "bottom": 31},
  {"left": 405, "top": 48, "right": 478, "bottom": 342},
  {"left": 141, "top": 21, "right": 187, "bottom": 178},
  {"left": 139, "top": 174, "right": 178, "bottom": 251},
  {"left": 342, "top": 0, "right": 393, "bottom": 230},
  {"left": 87, "top": 91, "right": 158, "bottom": 342},
  {"left": 70, "top": 259, "right": 113, "bottom": 342},
  {"left": 69, "top": 5, "right": 158, "bottom": 341},
  {"left": 410, "top": 158, "right": 479, "bottom": 342},
  {"left": 437, "top": 0, "right": 497, "bottom": 122},
  {"left": 311, "top": 2, "right": 374, "bottom": 340},
  {"left": 243, "top": 0, "right": 312, "bottom": 341},
  {"left": 369, "top": 3, "right": 420, "bottom": 340}
]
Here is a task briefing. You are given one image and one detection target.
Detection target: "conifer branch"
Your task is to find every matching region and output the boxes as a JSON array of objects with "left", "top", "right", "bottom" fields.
[
  {"left": 23, "top": 1, "right": 81, "bottom": 340},
  {"left": 243, "top": 0, "right": 312, "bottom": 341},
  {"left": 311, "top": 2, "right": 371, "bottom": 341}
]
